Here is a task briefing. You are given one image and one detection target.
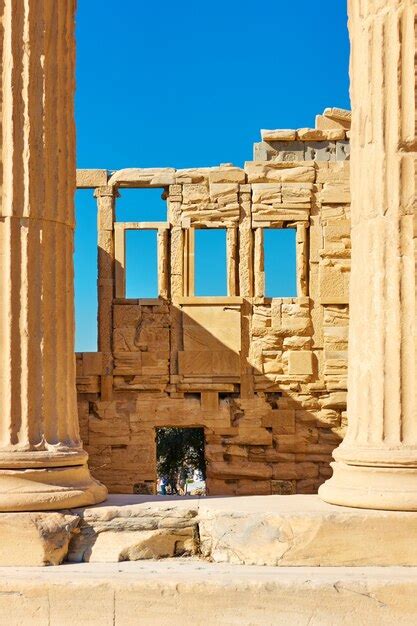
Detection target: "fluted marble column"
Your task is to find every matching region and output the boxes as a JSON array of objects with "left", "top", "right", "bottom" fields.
[
  {"left": 319, "top": 0, "right": 417, "bottom": 509},
  {"left": 0, "top": 0, "right": 107, "bottom": 510}
]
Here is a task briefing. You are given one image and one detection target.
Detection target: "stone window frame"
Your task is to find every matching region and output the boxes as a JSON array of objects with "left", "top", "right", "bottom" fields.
[
  {"left": 253, "top": 222, "right": 308, "bottom": 299},
  {"left": 114, "top": 219, "right": 170, "bottom": 301},
  {"left": 182, "top": 224, "right": 239, "bottom": 298}
]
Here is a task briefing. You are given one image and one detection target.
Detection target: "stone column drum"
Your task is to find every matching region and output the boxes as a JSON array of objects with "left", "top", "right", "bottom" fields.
[
  {"left": 0, "top": 0, "right": 107, "bottom": 510},
  {"left": 319, "top": 0, "right": 417, "bottom": 509}
]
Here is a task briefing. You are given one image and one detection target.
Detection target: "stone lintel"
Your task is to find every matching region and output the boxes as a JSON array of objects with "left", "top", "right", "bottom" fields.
[{"left": 76, "top": 169, "right": 109, "bottom": 188}]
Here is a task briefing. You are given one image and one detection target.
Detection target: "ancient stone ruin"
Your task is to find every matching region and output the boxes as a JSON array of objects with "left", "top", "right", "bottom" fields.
[
  {"left": 1, "top": 0, "right": 417, "bottom": 622},
  {"left": 75, "top": 108, "right": 351, "bottom": 496}
]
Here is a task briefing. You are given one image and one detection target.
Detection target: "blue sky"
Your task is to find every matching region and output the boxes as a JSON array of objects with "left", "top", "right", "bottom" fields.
[{"left": 74, "top": 0, "right": 350, "bottom": 351}]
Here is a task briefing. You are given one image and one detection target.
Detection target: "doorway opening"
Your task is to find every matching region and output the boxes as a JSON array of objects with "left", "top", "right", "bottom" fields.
[{"left": 156, "top": 427, "right": 206, "bottom": 496}]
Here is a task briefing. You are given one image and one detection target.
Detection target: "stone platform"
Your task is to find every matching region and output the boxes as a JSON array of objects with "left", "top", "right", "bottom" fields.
[
  {"left": 2, "top": 494, "right": 417, "bottom": 566},
  {"left": 2, "top": 560, "right": 417, "bottom": 625}
]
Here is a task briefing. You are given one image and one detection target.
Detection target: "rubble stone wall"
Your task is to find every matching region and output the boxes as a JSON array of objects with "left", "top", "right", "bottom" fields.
[{"left": 76, "top": 109, "right": 352, "bottom": 495}]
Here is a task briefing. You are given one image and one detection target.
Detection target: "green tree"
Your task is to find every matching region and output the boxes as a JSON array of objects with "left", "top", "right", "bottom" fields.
[{"left": 156, "top": 428, "right": 206, "bottom": 489}]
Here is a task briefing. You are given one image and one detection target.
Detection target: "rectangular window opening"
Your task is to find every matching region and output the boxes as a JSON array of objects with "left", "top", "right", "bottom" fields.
[
  {"left": 74, "top": 189, "right": 98, "bottom": 352},
  {"left": 125, "top": 229, "right": 158, "bottom": 298},
  {"left": 195, "top": 228, "right": 227, "bottom": 296},
  {"left": 264, "top": 228, "right": 297, "bottom": 297},
  {"left": 156, "top": 427, "right": 206, "bottom": 496},
  {"left": 116, "top": 187, "right": 167, "bottom": 222}
]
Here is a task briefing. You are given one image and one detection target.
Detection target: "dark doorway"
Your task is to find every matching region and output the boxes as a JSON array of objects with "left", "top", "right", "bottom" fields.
[{"left": 156, "top": 427, "right": 206, "bottom": 496}]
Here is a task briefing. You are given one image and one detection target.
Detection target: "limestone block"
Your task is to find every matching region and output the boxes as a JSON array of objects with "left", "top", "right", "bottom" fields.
[
  {"left": 78, "top": 352, "right": 103, "bottom": 376},
  {"left": 271, "top": 479, "right": 296, "bottom": 494},
  {"left": 283, "top": 336, "right": 312, "bottom": 349},
  {"left": 72, "top": 528, "right": 196, "bottom": 562},
  {"left": 182, "top": 183, "right": 210, "bottom": 204},
  {"left": 76, "top": 375, "right": 101, "bottom": 394},
  {"left": 88, "top": 411, "right": 130, "bottom": 446},
  {"left": 251, "top": 183, "right": 282, "bottom": 204},
  {"left": 0, "top": 512, "right": 79, "bottom": 565},
  {"left": 181, "top": 305, "right": 241, "bottom": 353},
  {"left": 260, "top": 129, "right": 297, "bottom": 141},
  {"left": 262, "top": 409, "right": 295, "bottom": 434},
  {"left": 319, "top": 263, "right": 350, "bottom": 304},
  {"left": 272, "top": 462, "right": 318, "bottom": 480},
  {"left": 108, "top": 168, "right": 175, "bottom": 187},
  {"left": 208, "top": 182, "right": 239, "bottom": 204},
  {"left": 174, "top": 168, "right": 213, "bottom": 183},
  {"left": 297, "top": 129, "right": 327, "bottom": 141},
  {"left": 325, "top": 219, "right": 350, "bottom": 242},
  {"left": 287, "top": 350, "right": 314, "bottom": 376},
  {"left": 169, "top": 184, "right": 182, "bottom": 197},
  {"left": 264, "top": 141, "right": 306, "bottom": 162},
  {"left": 336, "top": 140, "right": 351, "bottom": 160},
  {"left": 183, "top": 326, "right": 229, "bottom": 352},
  {"left": 253, "top": 141, "right": 276, "bottom": 161},
  {"left": 319, "top": 391, "right": 347, "bottom": 409},
  {"left": 315, "top": 114, "right": 350, "bottom": 131},
  {"left": 245, "top": 161, "right": 315, "bottom": 183},
  {"left": 178, "top": 350, "right": 240, "bottom": 376},
  {"left": 68, "top": 500, "right": 198, "bottom": 562},
  {"left": 320, "top": 182, "right": 350, "bottom": 203},
  {"left": 236, "top": 480, "right": 272, "bottom": 496},
  {"left": 209, "top": 461, "right": 272, "bottom": 480},
  {"left": 323, "top": 107, "right": 351, "bottom": 124},
  {"left": 324, "top": 129, "right": 346, "bottom": 141},
  {"left": 198, "top": 494, "right": 417, "bottom": 566},
  {"left": 76, "top": 169, "right": 108, "bottom": 188},
  {"left": 304, "top": 141, "right": 336, "bottom": 161},
  {"left": 208, "top": 168, "right": 246, "bottom": 184},
  {"left": 281, "top": 182, "right": 313, "bottom": 204},
  {"left": 316, "top": 161, "right": 350, "bottom": 183},
  {"left": 262, "top": 353, "right": 284, "bottom": 375},
  {"left": 223, "top": 428, "right": 273, "bottom": 446},
  {"left": 324, "top": 326, "right": 349, "bottom": 349}
]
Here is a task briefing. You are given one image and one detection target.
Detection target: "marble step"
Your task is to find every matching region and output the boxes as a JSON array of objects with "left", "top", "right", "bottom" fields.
[
  {"left": 2, "top": 559, "right": 417, "bottom": 625},
  {"left": 3, "top": 494, "right": 417, "bottom": 566}
]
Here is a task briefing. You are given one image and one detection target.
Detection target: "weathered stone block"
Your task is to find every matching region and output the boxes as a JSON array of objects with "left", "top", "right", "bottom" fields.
[
  {"left": 0, "top": 513, "right": 79, "bottom": 566},
  {"left": 76, "top": 169, "right": 108, "bottom": 188},
  {"left": 261, "top": 129, "right": 297, "bottom": 141},
  {"left": 266, "top": 140, "right": 305, "bottom": 162},
  {"left": 304, "top": 141, "right": 336, "bottom": 161}
]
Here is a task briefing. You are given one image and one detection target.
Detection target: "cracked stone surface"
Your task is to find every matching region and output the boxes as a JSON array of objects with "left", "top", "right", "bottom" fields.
[
  {"left": 71, "top": 494, "right": 417, "bottom": 567},
  {"left": 198, "top": 495, "right": 417, "bottom": 566},
  {"left": 68, "top": 495, "right": 199, "bottom": 562},
  {"left": 1, "top": 560, "right": 417, "bottom": 625},
  {"left": 3, "top": 494, "right": 417, "bottom": 567},
  {"left": 0, "top": 512, "right": 79, "bottom": 566}
]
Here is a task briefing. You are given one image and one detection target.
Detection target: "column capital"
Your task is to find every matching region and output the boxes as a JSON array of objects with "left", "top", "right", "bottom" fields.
[{"left": 94, "top": 186, "right": 119, "bottom": 198}]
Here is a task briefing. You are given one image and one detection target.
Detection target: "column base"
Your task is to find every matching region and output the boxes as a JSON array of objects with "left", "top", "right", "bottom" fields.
[
  {"left": 319, "top": 461, "right": 417, "bottom": 511},
  {"left": 0, "top": 465, "right": 108, "bottom": 512}
]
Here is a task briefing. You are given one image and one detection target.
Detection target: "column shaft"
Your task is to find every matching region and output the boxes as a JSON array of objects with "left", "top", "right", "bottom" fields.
[
  {"left": 0, "top": 0, "right": 106, "bottom": 510},
  {"left": 319, "top": 0, "right": 417, "bottom": 509}
]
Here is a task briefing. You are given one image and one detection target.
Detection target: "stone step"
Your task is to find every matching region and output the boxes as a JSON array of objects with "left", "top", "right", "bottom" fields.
[
  {"left": 2, "top": 494, "right": 417, "bottom": 567},
  {"left": 69, "top": 494, "right": 417, "bottom": 566},
  {"left": 2, "top": 559, "right": 417, "bottom": 625}
]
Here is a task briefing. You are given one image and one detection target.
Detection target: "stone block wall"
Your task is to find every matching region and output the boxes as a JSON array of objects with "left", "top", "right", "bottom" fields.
[{"left": 76, "top": 108, "right": 351, "bottom": 495}]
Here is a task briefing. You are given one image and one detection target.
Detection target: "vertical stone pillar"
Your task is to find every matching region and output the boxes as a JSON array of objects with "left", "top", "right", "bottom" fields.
[
  {"left": 0, "top": 0, "right": 107, "bottom": 510},
  {"left": 319, "top": 0, "right": 417, "bottom": 509},
  {"left": 95, "top": 186, "right": 116, "bottom": 400}
]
